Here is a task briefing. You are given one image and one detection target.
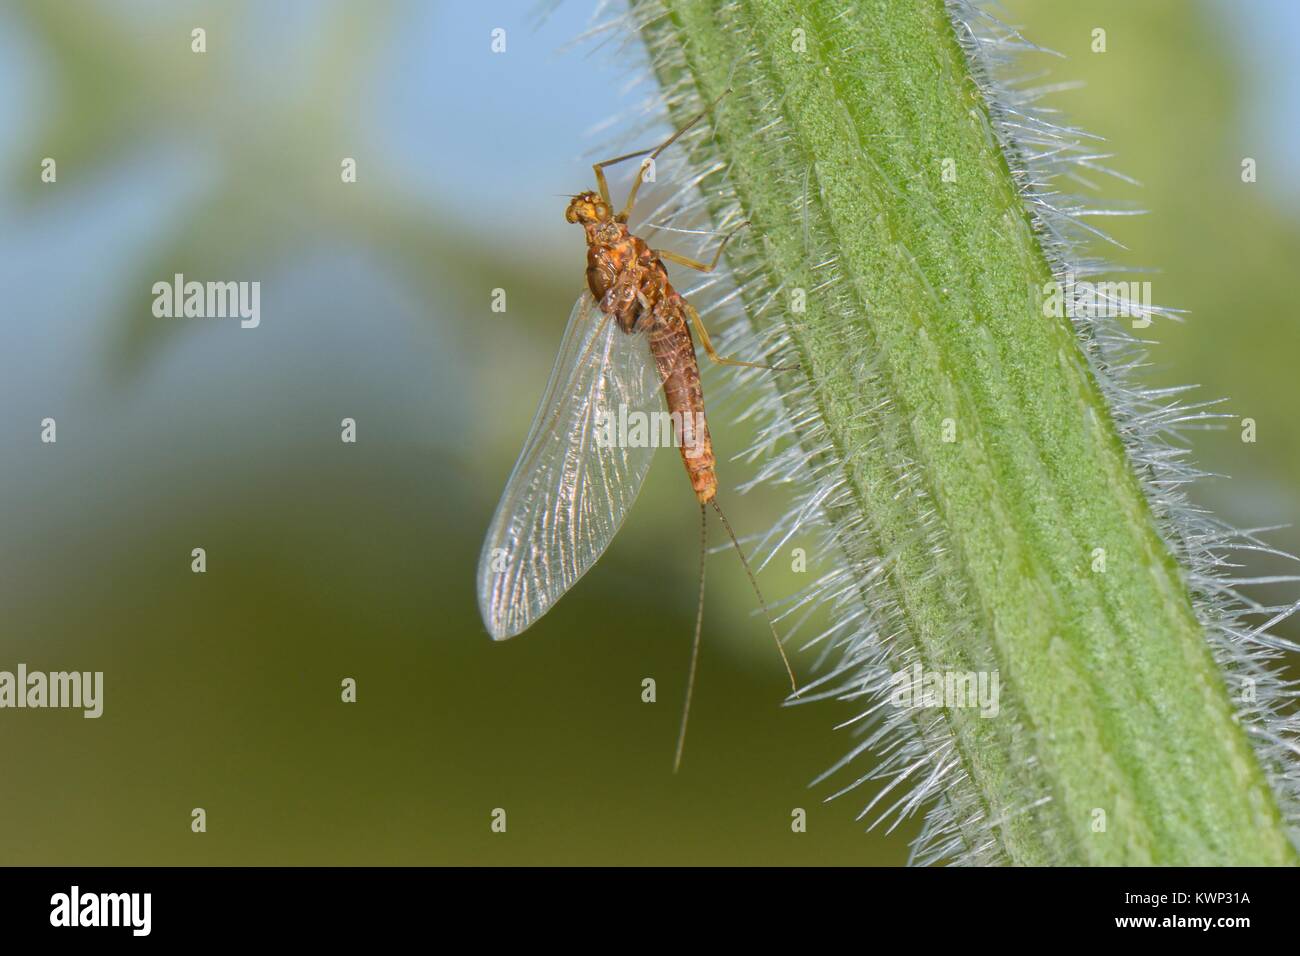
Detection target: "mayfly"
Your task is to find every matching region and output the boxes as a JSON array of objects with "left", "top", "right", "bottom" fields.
[{"left": 477, "top": 92, "right": 797, "bottom": 770}]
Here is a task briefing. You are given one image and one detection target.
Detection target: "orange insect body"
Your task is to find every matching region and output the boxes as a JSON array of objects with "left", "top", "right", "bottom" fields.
[
  {"left": 566, "top": 190, "right": 717, "bottom": 503},
  {"left": 477, "top": 98, "right": 798, "bottom": 769}
]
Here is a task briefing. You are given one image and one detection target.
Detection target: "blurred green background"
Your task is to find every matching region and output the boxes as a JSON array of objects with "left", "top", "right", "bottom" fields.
[{"left": 1, "top": 0, "right": 1296, "bottom": 865}]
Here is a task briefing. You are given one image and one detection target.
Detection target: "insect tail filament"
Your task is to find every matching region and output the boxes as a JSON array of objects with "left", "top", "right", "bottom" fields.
[
  {"left": 709, "top": 497, "right": 799, "bottom": 695},
  {"left": 673, "top": 498, "right": 799, "bottom": 773}
]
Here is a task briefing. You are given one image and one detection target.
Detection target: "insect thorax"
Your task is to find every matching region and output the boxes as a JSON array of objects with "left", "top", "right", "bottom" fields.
[{"left": 586, "top": 233, "right": 672, "bottom": 331}]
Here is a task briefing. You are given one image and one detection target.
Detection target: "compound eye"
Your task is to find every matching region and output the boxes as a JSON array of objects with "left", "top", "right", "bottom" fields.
[{"left": 595, "top": 203, "right": 609, "bottom": 219}]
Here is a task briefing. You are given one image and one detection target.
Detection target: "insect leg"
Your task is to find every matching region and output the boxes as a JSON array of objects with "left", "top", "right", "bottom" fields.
[
  {"left": 655, "top": 221, "right": 750, "bottom": 274},
  {"left": 683, "top": 302, "right": 799, "bottom": 372},
  {"left": 591, "top": 147, "right": 651, "bottom": 208},
  {"left": 591, "top": 88, "right": 733, "bottom": 219}
]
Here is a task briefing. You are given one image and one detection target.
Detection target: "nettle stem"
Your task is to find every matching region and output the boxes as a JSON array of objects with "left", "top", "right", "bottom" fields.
[{"left": 635, "top": 0, "right": 1297, "bottom": 864}]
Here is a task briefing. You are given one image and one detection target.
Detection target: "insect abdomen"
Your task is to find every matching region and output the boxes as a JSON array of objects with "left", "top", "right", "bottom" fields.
[{"left": 648, "top": 295, "right": 716, "bottom": 503}]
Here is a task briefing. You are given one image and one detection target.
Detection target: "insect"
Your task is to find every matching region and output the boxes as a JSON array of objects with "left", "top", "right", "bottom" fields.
[{"left": 476, "top": 92, "right": 797, "bottom": 770}]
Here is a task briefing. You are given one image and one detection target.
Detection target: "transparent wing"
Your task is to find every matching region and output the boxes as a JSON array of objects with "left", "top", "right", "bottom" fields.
[{"left": 477, "top": 292, "right": 666, "bottom": 640}]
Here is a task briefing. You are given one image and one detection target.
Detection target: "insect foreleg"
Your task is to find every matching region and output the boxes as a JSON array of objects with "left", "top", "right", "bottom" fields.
[
  {"left": 591, "top": 149, "right": 651, "bottom": 209},
  {"left": 592, "top": 88, "right": 734, "bottom": 221}
]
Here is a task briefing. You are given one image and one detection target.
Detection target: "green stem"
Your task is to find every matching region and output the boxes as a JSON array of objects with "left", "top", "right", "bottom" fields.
[{"left": 638, "top": 0, "right": 1296, "bottom": 864}]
